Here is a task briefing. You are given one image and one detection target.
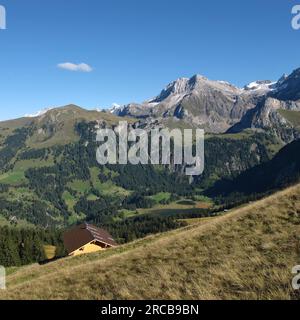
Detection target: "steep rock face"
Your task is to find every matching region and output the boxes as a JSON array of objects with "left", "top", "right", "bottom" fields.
[
  {"left": 231, "top": 69, "right": 300, "bottom": 141},
  {"left": 229, "top": 97, "right": 300, "bottom": 143},
  {"left": 251, "top": 100, "right": 300, "bottom": 143},
  {"left": 238, "top": 69, "right": 300, "bottom": 142}
]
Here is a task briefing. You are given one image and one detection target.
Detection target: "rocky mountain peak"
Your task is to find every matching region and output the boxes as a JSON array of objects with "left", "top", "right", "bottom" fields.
[
  {"left": 188, "top": 74, "right": 208, "bottom": 86},
  {"left": 272, "top": 68, "right": 300, "bottom": 101},
  {"left": 277, "top": 74, "right": 288, "bottom": 85},
  {"left": 151, "top": 77, "right": 190, "bottom": 103}
]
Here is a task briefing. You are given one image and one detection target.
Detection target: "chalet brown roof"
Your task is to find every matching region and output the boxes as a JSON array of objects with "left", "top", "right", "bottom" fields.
[{"left": 63, "top": 223, "right": 117, "bottom": 254}]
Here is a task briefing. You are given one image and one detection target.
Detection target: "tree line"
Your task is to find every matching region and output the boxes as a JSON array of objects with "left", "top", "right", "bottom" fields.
[{"left": 0, "top": 226, "right": 65, "bottom": 268}]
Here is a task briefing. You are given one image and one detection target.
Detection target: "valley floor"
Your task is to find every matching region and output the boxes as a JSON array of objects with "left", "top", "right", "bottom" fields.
[{"left": 1, "top": 184, "right": 300, "bottom": 300}]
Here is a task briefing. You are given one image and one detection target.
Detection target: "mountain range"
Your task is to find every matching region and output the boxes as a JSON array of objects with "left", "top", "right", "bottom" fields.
[
  {"left": 110, "top": 68, "right": 300, "bottom": 143},
  {"left": 0, "top": 67, "right": 300, "bottom": 231}
]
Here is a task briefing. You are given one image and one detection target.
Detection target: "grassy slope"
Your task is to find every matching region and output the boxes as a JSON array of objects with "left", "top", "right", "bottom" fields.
[
  {"left": 0, "top": 104, "right": 134, "bottom": 149},
  {"left": 26, "top": 105, "right": 135, "bottom": 149},
  {"left": 0, "top": 158, "right": 54, "bottom": 185},
  {"left": 1, "top": 184, "right": 300, "bottom": 300},
  {"left": 278, "top": 109, "right": 300, "bottom": 129},
  {"left": 0, "top": 118, "right": 34, "bottom": 146}
]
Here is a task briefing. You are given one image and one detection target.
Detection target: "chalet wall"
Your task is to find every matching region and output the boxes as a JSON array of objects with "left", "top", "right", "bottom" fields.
[{"left": 70, "top": 242, "right": 104, "bottom": 256}]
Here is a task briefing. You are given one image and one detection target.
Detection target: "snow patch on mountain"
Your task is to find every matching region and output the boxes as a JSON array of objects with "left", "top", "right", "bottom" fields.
[
  {"left": 25, "top": 107, "right": 55, "bottom": 118},
  {"left": 110, "top": 103, "right": 126, "bottom": 114},
  {"left": 243, "top": 80, "right": 277, "bottom": 92}
]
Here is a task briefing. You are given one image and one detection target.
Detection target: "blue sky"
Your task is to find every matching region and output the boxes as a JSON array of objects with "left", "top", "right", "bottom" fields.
[{"left": 0, "top": 0, "right": 299, "bottom": 120}]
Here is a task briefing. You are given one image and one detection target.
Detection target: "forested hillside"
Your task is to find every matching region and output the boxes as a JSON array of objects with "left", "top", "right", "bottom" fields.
[
  {"left": 0, "top": 226, "right": 65, "bottom": 267},
  {"left": 0, "top": 105, "right": 283, "bottom": 233},
  {"left": 207, "top": 138, "right": 300, "bottom": 200}
]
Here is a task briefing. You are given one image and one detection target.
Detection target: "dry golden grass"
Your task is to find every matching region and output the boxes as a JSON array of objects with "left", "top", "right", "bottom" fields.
[
  {"left": 1, "top": 184, "right": 300, "bottom": 300},
  {"left": 178, "top": 216, "right": 218, "bottom": 226}
]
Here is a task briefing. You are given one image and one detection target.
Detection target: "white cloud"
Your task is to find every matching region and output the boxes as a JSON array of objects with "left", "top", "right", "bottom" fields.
[{"left": 57, "top": 62, "right": 93, "bottom": 72}]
